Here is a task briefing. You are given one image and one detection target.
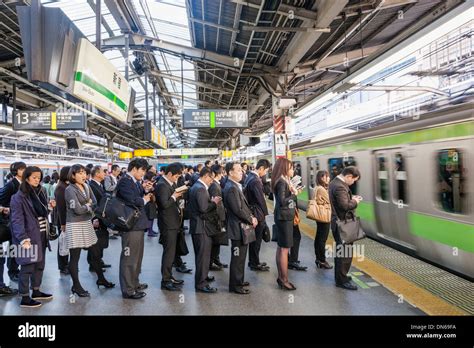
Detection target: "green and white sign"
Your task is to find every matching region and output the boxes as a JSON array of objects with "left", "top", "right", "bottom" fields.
[{"left": 72, "top": 38, "right": 132, "bottom": 124}]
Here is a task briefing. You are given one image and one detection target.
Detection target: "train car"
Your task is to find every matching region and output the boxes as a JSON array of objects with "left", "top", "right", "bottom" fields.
[{"left": 262, "top": 103, "right": 473, "bottom": 280}]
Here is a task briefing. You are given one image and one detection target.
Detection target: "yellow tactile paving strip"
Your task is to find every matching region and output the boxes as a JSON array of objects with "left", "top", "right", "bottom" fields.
[{"left": 268, "top": 204, "right": 468, "bottom": 316}]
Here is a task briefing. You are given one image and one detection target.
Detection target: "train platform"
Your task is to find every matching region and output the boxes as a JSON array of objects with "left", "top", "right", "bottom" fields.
[{"left": 2, "top": 208, "right": 470, "bottom": 316}]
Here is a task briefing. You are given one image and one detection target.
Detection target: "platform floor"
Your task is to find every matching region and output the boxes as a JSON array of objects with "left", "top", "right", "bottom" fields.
[{"left": 0, "top": 215, "right": 429, "bottom": 316}]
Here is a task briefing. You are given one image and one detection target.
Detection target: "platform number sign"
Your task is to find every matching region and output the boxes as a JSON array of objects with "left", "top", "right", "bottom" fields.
[{"left": 13, "top": 110, "right": 86, "bottom": 131}]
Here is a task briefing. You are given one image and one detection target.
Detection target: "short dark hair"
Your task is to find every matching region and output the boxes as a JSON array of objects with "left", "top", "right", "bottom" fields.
[
  {"left": 85, "top": 167, "right": 91, "bottom": 176},
  {"left": 199, "top": 167, "right": 212, "bottom": 178},
  {"left": 127, "top": 158, "right": 149, "bottom": 172},
  {"left": 68, "top": 164, "right": 86, "bottom": 184},
  {"left": 341, "top": 166, "right": 361, "bottom": 179},
  {"left": 205, "top": 160, "right": 211, "bottom": 167},
  {"left": 144, "top": 171, "right": 155, "bottom": 181},
  {"left": 91, "top": 165, "right": 103, "bottom": 178},
  {"left": 51, "top": 172, "right": 60, "bottom": 182},
  {"left": 43, "top": 175, "right": 51, "bottom": 184},
  {"left": 241, "top": 162, "right": 247, "bottom": 167},
  {"left": 187, "top": 165, "right": 193, "bottom": 171},
  {"left": 86, "top": 163, "right": 94, "bottom": 169},
  {"left": 160, "top": 166, "right": 167, "bottom": 173},
  {"left": 165, "top": 162, "right": 183, "bottom": 176},
  {"left": 20, "top": 166, "right": 43, "bottom": 194},
  {"left": 59, "top": 166, "right": 71, "bottom": 183},
  {"left": 211, "top": 164, "right": 223, "bottom": 176},
  {"left": 225, "top": 162, "right": 239, "bottom": 175},
  {"left": 111, "top": 164, "right": 120, "bottom": 172},
  {"left": 256, "top": 159, "right": 271, "bottom": 170},
  {"left": 10, "top": 161, "right": 27, "bottom": 176}
]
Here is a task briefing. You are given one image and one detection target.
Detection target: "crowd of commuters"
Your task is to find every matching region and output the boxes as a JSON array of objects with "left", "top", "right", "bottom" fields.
[{"left": 0, "top": 157, "right": 362, "bottom": 307}]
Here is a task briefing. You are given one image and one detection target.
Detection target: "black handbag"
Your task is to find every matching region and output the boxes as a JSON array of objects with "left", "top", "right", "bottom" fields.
[
  {"left": 0, "top": 222, "right": 11, "bottom": 243},
  {"left": 262, "top": 222, "right": 271, "bottom": 243},
  {"left": 97, "top": 196, "right": 141, "bottom": 232},
  {"left": 336, "top": 211, "right": 366, "bottom": 244},
  {"left": 271, "top": 224, "right": 278, "bottom": 242},
  {"left": 241, "top": 222, "right": 256, "bottom": 245},
  {"left": 46, "top": 222, "right": 59, "bottom": 241}
]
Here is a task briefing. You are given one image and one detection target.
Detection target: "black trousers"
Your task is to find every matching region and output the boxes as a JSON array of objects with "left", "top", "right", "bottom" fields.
[
  {"left": 315, "top": 221, "right": 331, "bottom": 262},
  {"left": 191, "top": 233, "right": 212, "bottom": 289},
  {"left": 18, "top": 246, "right": 46, "bottom": 297},
  {"left": 248, "top": 221, "right": 265, "bottom": 267},
  {"left": 7, "top": 248, "right": 19, "bottom": 276},
  {"left": 119, "top": 231, "right": 144, "bottom": 296},
  {"left": 87, "top": 227, "right": 109, "bottom": 265},
  {"left": 331, "top": 221, "right": 353, "bottom": 285},
  {"left": 229, "top": 239, "right": 248, "bottom": 291},
  {"left": 210, "top": 244, "right": 221, "bottom": 264},
  {"left": 160, "top": 228, "right": 178, "bottom": 282},
  {"left": 289, "top": 224, "right": 302, "bottom": 263}
]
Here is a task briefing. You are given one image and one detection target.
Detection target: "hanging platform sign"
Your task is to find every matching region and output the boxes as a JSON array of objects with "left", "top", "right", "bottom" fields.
[
  {"left": 13, "top": 110, "right": 86, "bottom": 131},
  {"left": 183, "top": 109, "right": 248, "bottom": 129}
]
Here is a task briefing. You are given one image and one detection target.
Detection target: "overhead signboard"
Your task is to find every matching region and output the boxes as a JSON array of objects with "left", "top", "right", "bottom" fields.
[
  {"left": 144, "top": 120, "right": 167, "bottom": 149},
  {"left": 13, "top": 110, "right": 86, "bottom": 131},
  {"left": 183, "top": 109, "right": 248, "bottom": 129},
  {"left": 72, "top": 38, "right": 133, "bottom": 124},
  {"left": 154, "top": 148, "right": 219, "bottom": 156}
]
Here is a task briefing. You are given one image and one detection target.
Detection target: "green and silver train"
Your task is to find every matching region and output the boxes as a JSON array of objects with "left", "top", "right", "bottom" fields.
[{"left": 262, "top": 103, "right": 474, "bottom": 280}]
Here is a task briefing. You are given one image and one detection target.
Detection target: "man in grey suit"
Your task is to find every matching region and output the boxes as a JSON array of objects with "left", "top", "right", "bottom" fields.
[
  {"left": 223, "top": 162, "right": 258, "bottom": 295},
  {"left": 328, "top": 166, "right": 362, "bottom": 291},
  {"left": 188, "top": 167, "right": 221, "bottom": 293}
]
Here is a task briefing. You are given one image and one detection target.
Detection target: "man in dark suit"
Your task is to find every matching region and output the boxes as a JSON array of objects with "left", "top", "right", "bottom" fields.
[
  {"left": 328, "top": 166, "right": 362, "bottom": 291},
  {"left": 223, "top": 162, "right": 258, "bottom": 295},
  {"left": 116, "top": 158, "right": 153, "bottom": 299},
  {"left": 0, "top": 161, "right": 26, "bottom": 282},
  {"left": 244, "top": 159, "right": 271, "bottom": 271},
  {"left": 189, "top": 163, "right": 203, "bottom": 187},
  {"left": 173, "top": 164, "right": 191, "bottom": 272},
  {"left": 89, "top": 165, "right": 110, "bottom": 271},
  {"left": 188, "top": 167, "right": 221, "bottom": 293},
  {"left": 155, "top": 163, "right": 185, "bottom": 291}
]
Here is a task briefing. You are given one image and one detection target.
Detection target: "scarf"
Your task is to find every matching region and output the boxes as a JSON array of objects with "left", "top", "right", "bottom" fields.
[{"left": 28, "top": 185, "right": 49, "bottom": 218}]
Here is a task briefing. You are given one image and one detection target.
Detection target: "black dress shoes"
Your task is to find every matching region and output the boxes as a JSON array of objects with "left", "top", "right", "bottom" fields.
[
  {"left": 240, "top": 281, "right": 250, "bottom": 287},
  {"left": 209, "top": 263, "right": 222, "bottom": 271},
  {"left": 136, "top": 283, "right": 148, "bottom": 291},
  {"left": 161, "top": 282, "right": 181, "bottom": 291},
  {"left": 176, "top": 265, "right": 192, "bottom": 273},
  {"left": 196, "top": 285, "right": 217, "bottom": 293},
  {"left": 205, "top": 276, "right": 215, "bottom": 282},
  {"left": 123, "top": 291, "right": 146, "bottom": 299},
  {"left": 170, "top": 277, "right": 184, "bottom": 285},
  {"left": 249, "top": 264, "right": 270, "bottom": 271},
  {"left": 101, "top": 263, "right": 112, "bottom": 268},
  {"left": 336, "top": 281, "right": 358, "bottom": 290},
  {"left": 288, "top": 261, "right": 307, "bottom": 271},
  {"left": 229, "top": 287, "right": 250, "bottom": 295},
  {"left": 215, "top": 260, "right": 228, "bottom": 268}
]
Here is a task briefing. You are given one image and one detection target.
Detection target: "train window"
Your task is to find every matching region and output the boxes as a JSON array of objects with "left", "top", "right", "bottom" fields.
[
  {"left": 394, "top": 153, "right": 408, "bottom": 205},
  {"left": 376, "top": 156, "right": 389, "bottom": 201},
  {"left": 437, "top": 149, "right": 465, "bottom": 214},
  {"left": 328, "top": 157, "right": 358, "bottom": 194},
  {"left": 308, "top": 159, "right": 320, "bottom": 189},
  {"left": 293, "top": 161, "right": 302, "bottom": 177}
]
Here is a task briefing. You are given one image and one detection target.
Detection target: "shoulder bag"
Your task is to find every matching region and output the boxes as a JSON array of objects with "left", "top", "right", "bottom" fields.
[
  {"left": 336, "top": 211, "right": 366, "bottom": 244},
  {"left": 97, "top": 196, "right": 141, "bottom": 232}
]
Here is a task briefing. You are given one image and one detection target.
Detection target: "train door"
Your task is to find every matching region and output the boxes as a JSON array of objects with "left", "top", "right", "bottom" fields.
[{"left": 373, "top": 149, "right": 415, "bottom": 249}]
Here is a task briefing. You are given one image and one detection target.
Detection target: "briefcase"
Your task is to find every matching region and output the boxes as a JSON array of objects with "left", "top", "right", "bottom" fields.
[
  {"left": 97, "top": 197, "right": 140, "bottom": 232},
  {"left": 240, "top": 223, "right": 256, "bottom": 245},
  {"left": 336, "top": 211, "right": 366, "bottom": 244}
]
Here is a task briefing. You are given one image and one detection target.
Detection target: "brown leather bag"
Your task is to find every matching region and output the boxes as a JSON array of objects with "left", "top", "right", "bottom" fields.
[{"left": 306, "top": 187, "right": 331, "bottom": 223}]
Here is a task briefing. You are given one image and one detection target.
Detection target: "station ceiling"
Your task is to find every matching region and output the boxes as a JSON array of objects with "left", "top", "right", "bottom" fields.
[{"left": 0, "top": 0, "right": 466, "bottom": 153}]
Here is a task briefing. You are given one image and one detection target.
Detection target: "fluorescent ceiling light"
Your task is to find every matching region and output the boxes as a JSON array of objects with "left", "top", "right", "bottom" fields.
[{"left": 349, "top": 2, "right": 473, "bottom": 84}]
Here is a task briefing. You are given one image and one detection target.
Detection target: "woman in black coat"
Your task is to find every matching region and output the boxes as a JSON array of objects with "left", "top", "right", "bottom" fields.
[
  {"left": 208, "top": 164, "right": 228, "bottom": 270},
  {"left": 271, "top": 159, "right": 302, "bottom": 291},
  {"left": 10, "top": 166, "right": 53, "bottom": 308}
]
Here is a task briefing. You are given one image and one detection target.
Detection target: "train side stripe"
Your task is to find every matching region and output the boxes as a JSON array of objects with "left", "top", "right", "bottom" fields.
[
  {"left": 295, "top": 121, "right": 474, "bottom": 157},
  {"left": 408, "top": 212, "right": 474, "bottom": 253}
]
